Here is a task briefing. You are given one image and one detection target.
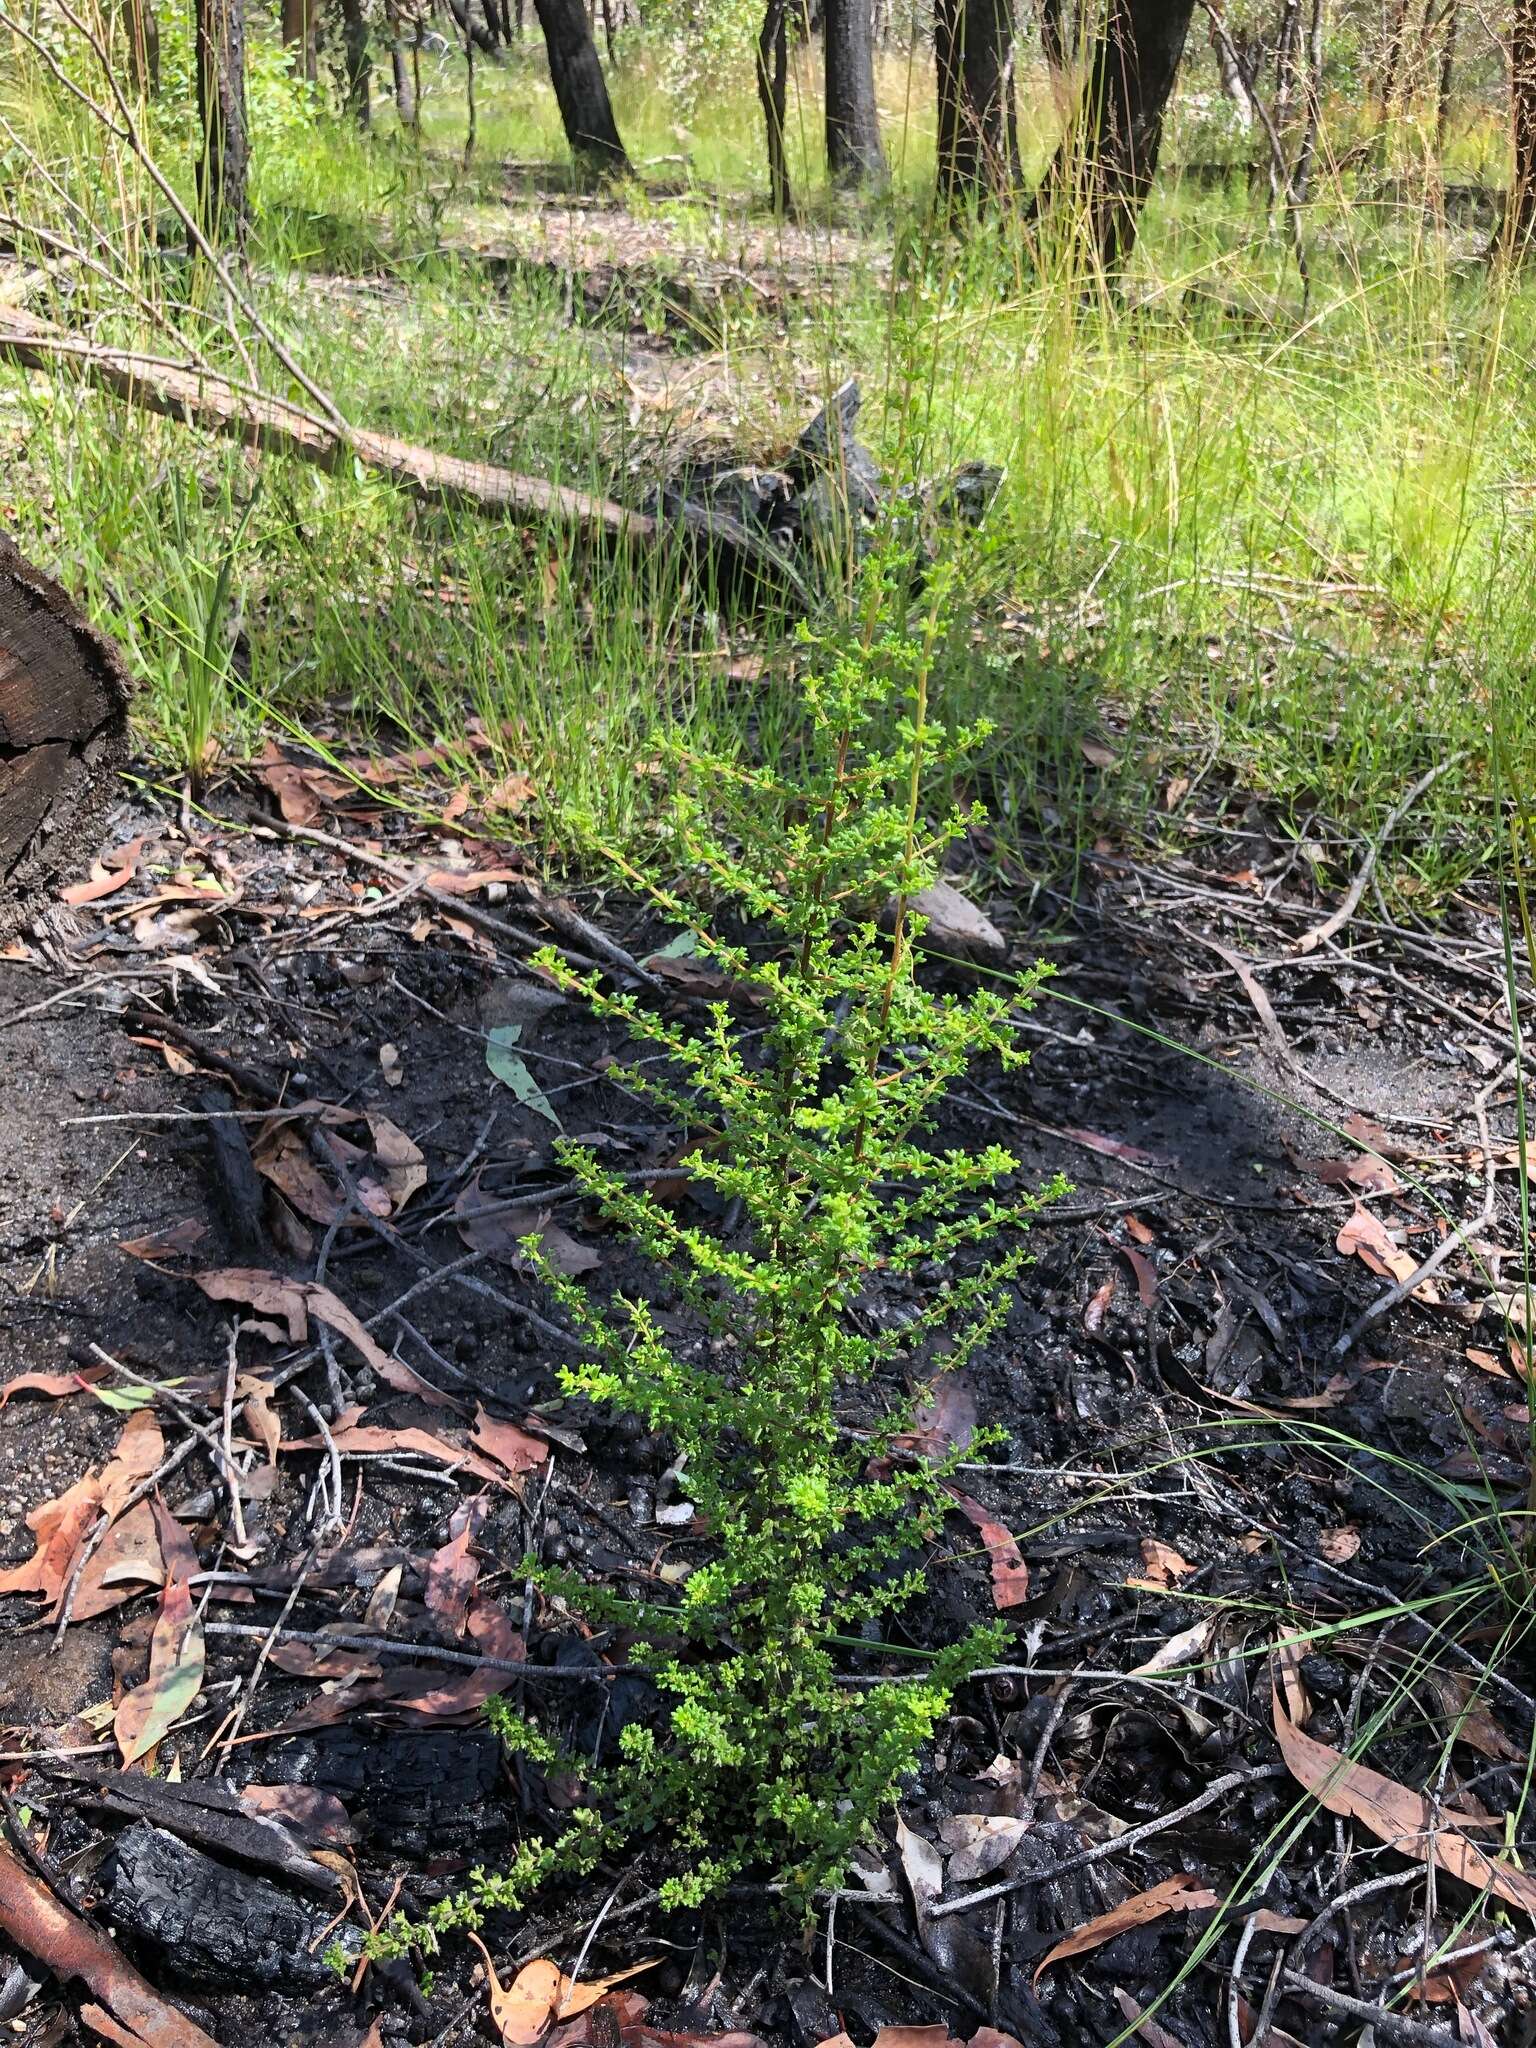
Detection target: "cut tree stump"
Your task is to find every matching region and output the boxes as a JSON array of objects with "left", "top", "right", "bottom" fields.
[{"left": 0, "top": 532, "right": 132, "bottom": 934}]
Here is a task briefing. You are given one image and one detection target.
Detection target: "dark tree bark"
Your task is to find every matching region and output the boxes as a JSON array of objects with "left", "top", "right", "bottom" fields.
[
  {"left": 824, "top": 0, "right": 886, "bottom": 188},
  {"left": 935, "top": 0, "right": 1021, "bottom": 211},
  {"left": 1507, "top": 0, "right": 1536, "bottom": 255},
  {"left": 757, "top": 0, "right": 792, "bottom": 213},
  {"left": 122, "top": 0, "right": 160, "bottom": 96},
  {"left": 1436, "top": 0, "right": 1459, "bottom": 160},
  {"left": 340, "top": 0, "right": 371, "bottom": 126},
  {"left": 0, "top": 534, "right": 131, "bottom": 939},
  {"left": 1032, "top": 0, "right": 1195, "bottom": 269},
  {"left": 194, "top": 0, "right": 248, "bottom": 248},
  {"left": 532, "top": 0, "right": 630, "bottom": 179},
  {"left": 280, "top": 0, "right": 316, "bottom": 82},
  {"left": 391, "top": 38, "right": 417, "bottom": 127}
]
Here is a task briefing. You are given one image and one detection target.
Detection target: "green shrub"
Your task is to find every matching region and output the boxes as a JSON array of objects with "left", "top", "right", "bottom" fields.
[{"left": 372, "top": 561, "right": 1058, "bottom": 1952}]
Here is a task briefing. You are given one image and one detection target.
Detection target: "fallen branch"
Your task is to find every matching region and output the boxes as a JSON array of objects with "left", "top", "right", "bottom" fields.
[
  {"left": 0, "top": 305, "right": 812, "bottom": 608},
  {"left": 1294, "top": 752, "right": 1468, "bottom": 955},
  {"left": 0, "top": 1844, "right": 219, "bottom": 2048}
]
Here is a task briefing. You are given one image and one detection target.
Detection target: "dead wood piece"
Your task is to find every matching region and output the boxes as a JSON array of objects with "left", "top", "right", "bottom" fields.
[
  {"left": 0, "top": 1844, "right": 219, "bottom": 2048},
  {"left": 102, "top": 1822, "right": 362, "bottom": 1988},
  {"left": 0, "top": 531, "right": 132, "bottom": 935},
  {"left": 199, "top": 1085, "right": 267, "bottom": 1255},
  {"left": 0, "top": 306, "right": 812, "bottom": 610},
  {"left": 45, "top": 1764, "right": 340, "bottom": 1894},
  {"left": 241, "top": 1723, "right": 509, "bottom": 1857}
]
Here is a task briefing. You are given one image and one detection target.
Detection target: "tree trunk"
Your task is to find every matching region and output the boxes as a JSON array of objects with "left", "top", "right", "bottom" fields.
[
  {"left": 935, "top": 0, "right": 1021, "bottom": 211},
  {"left": 0, "top": 533, "right": 132, "bottom": 938},
  {"left": 1207, "top": 1, "right": 1253, "bottom": 129},
  {"left": 824, "top": 0, "right": 885, "bottom": 188},
  {"left": 391, "top": 39, "right": 417, "bottom": 126},
  {"left": 280, "top": 0, "right": 316, "bottom": 82},
  {"left": 532, "top": 0, "right": 630, "bottom": 180},
  {"left": 757, "top": 0, "right": 792, "bottom": 213},
  {"left": 1033, "top": 0, "right": 1195, "bottom": 268},
  {"left": 340, "top": 0, "right": 371, "bottom": 126},
  {"left": 194, "top": 0, "right": 248, "bottom": 249},
  {"left": 1291, "top": 0, "right": 1324, "bottom": 206},
  {"left": 1436, "top": 0, "right": 1459, "bottom": 161},
  {"left": 1378, "top": 0, "right": 1411, "bottom": 119},
  {"left": 122, "top": 0, "right": 160, "bottom": 96},
  {"left": 1507, "top": 0, "right": 1536, "bottom": 255}
]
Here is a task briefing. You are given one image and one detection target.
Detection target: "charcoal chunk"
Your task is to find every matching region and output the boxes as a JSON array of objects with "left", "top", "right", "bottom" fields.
[
  {"left": 247, "top": 1724, "right": 509, "bottom": 1857},
  {"left": 103, "top": 1823, "right": 362, "bottom": 1989}
]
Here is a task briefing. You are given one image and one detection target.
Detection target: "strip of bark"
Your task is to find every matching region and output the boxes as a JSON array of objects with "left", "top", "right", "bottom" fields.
[{"left": 0, "top": 1845, "right": 220, "bottom": 2048}]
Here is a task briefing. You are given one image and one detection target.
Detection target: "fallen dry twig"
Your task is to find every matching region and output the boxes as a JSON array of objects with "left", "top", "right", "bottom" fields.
[{"left": 0, "top": 1843, "right": 220, "bottom": 2048}]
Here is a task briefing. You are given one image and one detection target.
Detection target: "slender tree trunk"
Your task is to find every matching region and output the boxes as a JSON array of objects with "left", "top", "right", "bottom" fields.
[
  {"left": 463, "top": 2, "right": 477, "bottom": 164},
  {"left": 824, "top": 0, "right": 886, "bottom": 188},
  {"left": 194, "top": 0, "right": 248, "bottom": 248},
  {"left": 532, "top": 0, "right": 630, "bottom": 179},
  {"left": 757, "top": 0, "right": 792, "bottom": 213},
  {"left": 280, "top": 0, "right": 317, "bottom": 82},
  {"left": 600, "top": 0, "right": 615, "bottom": 63},
  {"left": 1207, "top": 1, "right": 1253, "bottom": 129},
  {"left": 935, "top": 0, "right": 1022, "bottom": 211},
  {"left": 1435, "top": 0, "right": 1458, "bottom": 160},
  {"left": 120, "top": 0, "right": 160, "bottom": 94},
  {"left": 391, "top": 40, "right": 416, "bottom": 124},
  {"left": 1267, "top": 0, "right": 1300, "bottom": 214},
  {"left": 1032, "top": 0, "right": 1195, "bottom": 269},
  {"left": 1506, "top": 0, "right": 1536, "bottom": 255},
  {"left": 1292, "top": 0, "right": 1325, "bottom": 204},
  {"left": 340, "top": 0, "right": 371, "bottom": 125}
]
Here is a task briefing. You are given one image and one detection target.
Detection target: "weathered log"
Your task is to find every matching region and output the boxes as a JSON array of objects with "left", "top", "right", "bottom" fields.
[
  {"left": 0, "top": 306, "right": 812, "bottom": 610},
  {"left": 0, "top": 530, "right": 132, "bottom": 936}
]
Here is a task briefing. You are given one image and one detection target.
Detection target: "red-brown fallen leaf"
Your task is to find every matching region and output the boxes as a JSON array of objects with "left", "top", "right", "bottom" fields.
[
  {"left": 0, "top": 1846, "right": 218, "bottom": 2048},
  {"left": 1083, "top": 1275, "right": 1116, "bottom": 1335},
  {"left": 466, "top": 1944, "right": 561, "bottom": 2044},
  {"left": 1131, "top": 1538, "right": 1193, "bottom": 1588},
  {"left": 282, "top": 1409, "right": 513, "bottom": 1490},
  {"left": 371, "top": 1352, "right": 467, "bottom": 1412},
  {"left": 0, "top": 1364, "right": 110, "bottom": 1410},
  {"left": 237, "top": 1783, "right": 359, "bottom": 1847},
  {"left": 485, "top": 771, "right": 538, "bottom": 813},
  {"left": 945, "top": 1488, "right": 1029, "bottom": 1609},
  {"left": 1300, "top": 1151, "right": 1403, "bottom": 1197},
  {"left": 0, "top": 1411, "right": 165, "bottom": 1617},
  {"left": 425, "top": 1506, "right": 485, "bottom": 1637},
  {"left": 1316, "top": 1523, "right": 1362, "bottom": 1563},
  {"left": 192, "top": 1267, "right": 407, "bottom": 1383},
  {"left": 366, "top": 1114, "right": 427, "bottom": 1212},
  {"left": 455, "top": 1180, "right": 599, "bottom": 1275},
  {"left": 1271, "top": 1650, "right": 1536, "bottom": 1916},
  {"left": 391, "top": 1598, "right": 524, "bottom": 1717},
  {"left": 1033, "top": 1873, "right": 1220, "bottom": 1981},
  {"left": 115, "top": 1501, "right": 203, "bottom": 1766},
  {"left": 267, "top": 1641, "right": 383, "bottom": 1681},
  {"left": 1062, "top": 1127, "right": 1159, "bottom": 1164},
  {"left": 60, "top": 836, "right": 149, "bottom": 907},
  {"left": 70, "top": 1500, "right": 163, "bottom": 1621},
  {"left": 1121, "top": 1247, "right": 1159, "bottom": 1307},
  {"left": 423, "top": 867, "right": 525, "bottom": 896},
  {"left": 471, "top": 1406, "right": 550, "bottom": 1479},
  {"left": 118, "top": 1218, "right": 207, "bottom": 1263},
  {"left": 1124, "top": 1214, "right": 1157, "bottom": 1246},
  {"left": 1336, "top": 1206, "right": 1441, "bottom": 1303}
]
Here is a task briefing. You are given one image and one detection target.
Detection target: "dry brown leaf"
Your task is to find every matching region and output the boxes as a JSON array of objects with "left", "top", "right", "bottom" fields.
[
  {"left": 424, "top": 1509, "right": 484, "bottom": 1637},
  {"left": 1033, "top": 1874, "right": 1219, "bottom": 1982},
  {"left": 1317, "top": 1524, "right": 1362, "bottom": 1563},
  {"left": 60, "top": 836, "right": 148, "bottom": 907},
  {"left": 467, "top": 1944, "right": 563, "bottom": 2045},
  {"left": 471, "top": 1406, "right": 550, "bottom": 1479},
  {"left": 1271, "top": 1651, "right": 1536, "bottom": 1917},
  {"left": 1336, "top": 1206, "right": 1441, "bottom": 1303},
  {"left": 1111, "top": 1989, "right": 1189, "bottom": 2048},
  {"left": 0, "top": 1364, "right": 108, "bottom": 1410},
  {"left": 236, "top": 1374, "right": 280, "bottom": 1464},
  {"left": 365, "top": 1114, "right": 427, "bottom": 1212},
  {"left": 114, "top": 1502, "right": 203, "bottom": 1766},
  {"left": 1133, "top": 1538, "right": 1193, "bottom": 1587},
  {"left": 1083, "top": 1275, "right": 1116, "bottom": 1334},
  {"left": 937, "top": 1812, "right": 1029, "bottom": 1883},
  {"left": 944, "top": 1487, "right": 1029, "bottom": 1608}
]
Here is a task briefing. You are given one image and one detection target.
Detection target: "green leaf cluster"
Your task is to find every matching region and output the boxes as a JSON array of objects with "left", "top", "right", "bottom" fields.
[{"left": 376, "top": 556, "right": 1062, "bottom": 1957}]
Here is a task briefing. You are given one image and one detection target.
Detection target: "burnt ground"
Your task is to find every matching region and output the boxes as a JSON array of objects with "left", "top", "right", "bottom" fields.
[{"left": 1, "top": 757, "right": 1535, "bottom": 2048}]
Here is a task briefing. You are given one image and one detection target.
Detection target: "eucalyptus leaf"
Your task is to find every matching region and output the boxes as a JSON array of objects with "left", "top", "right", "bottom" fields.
[{"left": 486, "top": 1025, "right": 560, "bottom": 1127}]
